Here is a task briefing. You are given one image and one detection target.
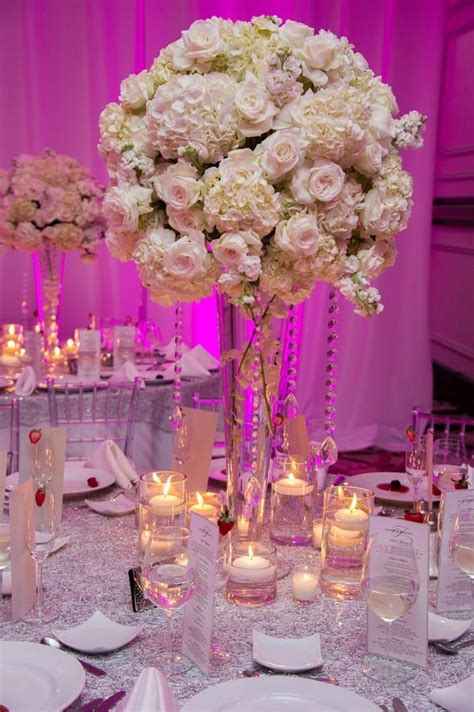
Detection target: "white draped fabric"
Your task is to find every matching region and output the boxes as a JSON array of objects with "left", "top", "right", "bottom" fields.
[{"left": 0, "top": 0, "right": 446, "bottom": 450}]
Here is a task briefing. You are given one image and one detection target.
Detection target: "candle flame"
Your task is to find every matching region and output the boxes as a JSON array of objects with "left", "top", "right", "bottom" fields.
[
  {"left": 248, "top": 544, "right": 253, "bottom": 561},
  {"left": 337, "top": 485, "right": 344, "bottom": 498},
  {"left": 163, "top": 475, "right": 173, "bottom": 497},
  {"left": 54, "top": 346, "right": 60, "bottom": 356},
  {"left": 7, "top": 340, "right": 15, "bottom": 349},
  {"left": 349, "top": 493, "right": 357, "bottom": 512},
  {"left": 8, "top": 325, "right": 15, "bottom": 336},
  {"left": 66, "top": 338, "right": 74, "bottom": 347},
  {"left": 34, "top": 324, "right": 41, "bottom": 333},
  {"left": 152, "top": 472, "right": 161, "bottom": 483},
  {"left": 196, "top": 492, "right": 204, "bottom": 507},
  {"left": 288, "top": 472, "right": 295, "bottom": 482}
]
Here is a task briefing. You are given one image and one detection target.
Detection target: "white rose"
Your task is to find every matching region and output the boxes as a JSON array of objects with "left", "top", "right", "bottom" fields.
[
  {"left": 256, "top": 129, "right": 307, "bottom": 181},
  {"left": 274, "top": 214, "right": 322, "bottom": 257},
  {"left": 280, "top": 20, "right": 313, "bottom": 48},
  {"left": 353, "top": 141, "right": 384, "bottom": 176},
  {"left": 154, "top": 164, "right": 201, "bottom": 210},
  {"left": 147, "top": 226, "right": 176, "bottom": 251},
  {"left": 163, "top": 231, "right": 207, "bottom": 278},
  {"left": 119, "top": 71, "right": 155, "bottom": 111},
  {"left": 369, "top": 106, "right": 395, "bottom": 149},
  {"left": 182, "top": 19, "right": 223, "bottom": 62},
  {"left": 360, "top": 188, "right": 392, "bottom": 233},
  {"left": 212, "top": 230, "right": 260, "bottom": 268},
  {"left": 238, "top": 255, "right": 261, "bottom": 281},
  {"left": 300, "top": 31, "right": 343, "bottom": 85},
  {"left": 103, "top": 185, "right": 152, "bottom": 232},
  {"left": 167, "top": 205, "right": 204, "bottom": 234},
  {"left": 291, "top": 160, "right": 345, "bottom": 204},
  {"left": 235, "top": 74, "right": 277, "bottom": 137}
]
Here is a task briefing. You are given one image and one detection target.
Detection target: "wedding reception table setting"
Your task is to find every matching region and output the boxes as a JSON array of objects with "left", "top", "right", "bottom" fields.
[{"left": 1, "top": 11, "right": 473, "bottom": 712}]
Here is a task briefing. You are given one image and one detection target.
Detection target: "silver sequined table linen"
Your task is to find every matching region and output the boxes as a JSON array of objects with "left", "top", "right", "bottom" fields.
[{"left": 1, "top": 495, "right": 472, "bottom": 711}]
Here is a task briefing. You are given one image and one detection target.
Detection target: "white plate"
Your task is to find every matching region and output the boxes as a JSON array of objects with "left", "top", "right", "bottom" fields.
[
  {"left": 253, "top": 631, "right": 322, "bottom": 672},
  {"left": 0, "top": 640, "right": 85, "bottom": 712},
  {"left": 6, "top": 461, "right": 115, "bottom": 497},
  {"left": 349, "top": 471, "right": 441, "bottom": 505},
  {"left": 1, "top": 536, "right": 70, "bottom": 596},
  {"left": 209, "top": 457, "right": 227, "bottom": 482},
  {"left": 428, "top": 612, "right": 472, "bottom": 642},
  {"left": 53, "top": 610, "right": 143, "bottom": 654},
  {"left": 37, "top": 374, "right": 108, "bottom": 391},
  {"left": 85, "top": 493, "right": 135, "bottom": 516},
  {"left": 182, "top": 677, "right": 380, "bottom": 712}
]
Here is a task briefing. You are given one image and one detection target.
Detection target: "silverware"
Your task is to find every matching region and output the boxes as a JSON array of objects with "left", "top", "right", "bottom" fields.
[
  {"left": 80, "top": 699, "right": 104, "bottom": 712},
  {"left": 94, "top": 690, "right": 126, "bottom": 711},
  {"left": 243, "top": 668, "right": 337, "bottom": 685},
  {"left": 433, "top": 637, "right": 474, "bottom": 655},
  {"left": 379, "top": 705, "right": 389, "bottom": 712},
  {"left": 392, "top": 697, "right": 409, "bottom": 712},
  {"left": 40, "top": 636, "right": 107, "bottom": 677}
]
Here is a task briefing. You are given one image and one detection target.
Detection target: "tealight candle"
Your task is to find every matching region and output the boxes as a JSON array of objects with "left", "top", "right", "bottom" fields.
[
  {"left": 333, "top": 493, "right": 369, "bottom": 531},
  {"left": 148, "top": 474, "right": 185, "bottom": 515},
  {"left": 187, "top": 492, "right": 217, "bottom": 519},
  {"left": 292, "top": 565, "right": 318, "bottom": 603},
  {"left": 229, "top": 545, "right": 275, "bottom": 583},
  {"left": 273, "top": 472, "right": 314, "bottom": 497},
  {"left": 63, "top": 338, "right": 78, "bottom": 358},
  {"left": 312, "top": 521, "right": 323, "bottom": 549}
]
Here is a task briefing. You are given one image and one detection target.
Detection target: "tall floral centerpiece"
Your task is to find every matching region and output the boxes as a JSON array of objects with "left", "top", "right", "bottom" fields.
[
  {"left": 0, "top": 150, "right": 105, "bottom": 353},
  {"left": 99, "top": 16, "right": 425, "bottom": 535}
]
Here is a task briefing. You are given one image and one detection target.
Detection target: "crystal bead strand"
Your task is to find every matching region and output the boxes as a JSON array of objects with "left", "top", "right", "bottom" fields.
[
  {"left": 249, "top": 303, "right": 263, "bottom": 478},
  {"left": 170, "top": 302, "right": 184, "bottom": 431},
  {"left": 283, "top": 304, "right": 299, "bottom": 419},
  {"left": 324, "top": 290, "right": 340, "bottom": 438}
]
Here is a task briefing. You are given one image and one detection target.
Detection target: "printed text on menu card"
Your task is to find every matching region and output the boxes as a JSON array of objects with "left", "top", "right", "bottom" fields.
[
  {"left": 182, "top": 513, "right": 219, "bottom": 675},
  {"left": 368, "top": 517, "right": 429, "bottom": 667},
  {"left": 436, "top": 489, "right": 474, "bottom": 613}
]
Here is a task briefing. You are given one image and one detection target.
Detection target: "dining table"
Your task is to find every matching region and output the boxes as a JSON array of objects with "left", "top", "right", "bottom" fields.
[{"left": 1, "top": 483, "right": 471, "bottom": 711}]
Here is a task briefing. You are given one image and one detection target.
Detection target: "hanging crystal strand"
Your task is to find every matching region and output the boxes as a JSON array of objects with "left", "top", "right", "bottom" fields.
[
  {"left": 324, "top": 290, "right": 340, "bottom": 438},
  {"left": 249, "top": 302, "right": 263, "bottom": 479},
  {"left": 170, "top": 302, "right": 184, "bottom": 431}
]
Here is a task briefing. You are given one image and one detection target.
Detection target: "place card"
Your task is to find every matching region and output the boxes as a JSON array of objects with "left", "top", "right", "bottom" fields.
[
  {"left": 436, "top": 489, "right": 474, "bottom": 613},
  {"left": 0, "top": 450, "right": 7, "bottom": 523},
  {"left": 10, "top": 478, "right": 36, "bottom": 622},
  {"left": 285, "top": 415, "right": 310, "bottom": 456},
  {"left": 182, "top": 512, "right": 219, "bottom": 675},
  {"left": 114, "top": 326, "right": 136, "bottom": 368},
  {"left": 19, "top": 427, "right": 66, "bottom": 525},
  {"left": 172, "top": 407, "right": 217, "bottom": 492},
  {"left": 77, "top": 329, "right": 101, "bottom": 381},
  {"left": 367, "top": 516, "right": 429, "bottom": 667}
]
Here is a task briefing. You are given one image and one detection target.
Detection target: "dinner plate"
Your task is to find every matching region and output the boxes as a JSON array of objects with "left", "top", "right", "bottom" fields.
[
  {"left": 253, "top": 632, "right": 322, "bottom": 672},
  {"left": 37, "top": 374, "right": 108, "bottom": 392},
  {"left": 0, "top": 640, "right": 85, "bottom": 712},
  {"left": 53, "top": 610, "right": 143, "bottom": 654},
  {"left": 428, "top": 612, "right": 472, "bottom": 642},
  {"left": 6, "top": 461, "right": 115, "bottom": 497},
  {"left": 349, "top": 471, "right": 441, "bottom": 505},
  {"left": 85, "top": 492, "right": 135, "bottom": 516},
  {"left": 182, "top": 677, "right": 380, "bottom": 712},
  {"left": 209, "top": 456, "right": 227, "bottom": 482}
]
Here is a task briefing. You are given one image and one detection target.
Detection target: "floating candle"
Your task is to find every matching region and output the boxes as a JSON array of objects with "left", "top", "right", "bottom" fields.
[
  {"left": 333, "top": 493, "right": 369, "bottom": 531},
  {"left": 229, "top": 544, "right": 275, "bottom": 583},
  {"left": 273, "top": 472, "right": 314, "bottom": 497},
  {"left": 149, "top": 475, "right": 184, "bottom": 515},
  {"left": 188, "top": 492, "right": 217, "bottom": 519}
]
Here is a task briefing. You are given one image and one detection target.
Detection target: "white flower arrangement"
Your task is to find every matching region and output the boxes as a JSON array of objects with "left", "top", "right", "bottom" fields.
[
  {"left": 99, "top": 16, "right": 426, "bottom": 316},
  {"left": 0, "top": 150, "right": 106, "bottom": 261}
]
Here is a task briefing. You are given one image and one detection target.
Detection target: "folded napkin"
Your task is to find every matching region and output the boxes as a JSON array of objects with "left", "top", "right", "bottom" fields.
[
  {"left": 14, "top": 366, "right": 37, "bottom": 396},
  {"left": 109, "top": 360, "right": 145, "bottom": 388},
  {"left": 162, "top": 338, "right": 190, "bottom": 361},
  {"left": 119, "top": 668, "right": 179, "bottom": 712},
  {"left": 189, "top": 344, "right": 219, "bottom": 370},
  {"left": 85, "top": 439, "right": 138, "bottom": 490},
  {"left": 429, "top": 675, "right": 473, "bottom": 712},
  {"left": 161, "top": 351, "right": 210, "bottom": 379}
]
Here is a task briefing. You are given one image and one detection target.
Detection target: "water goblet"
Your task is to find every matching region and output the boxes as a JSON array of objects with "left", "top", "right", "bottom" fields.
[
  {"left": 449, "top": 508, "right": 474, "bottom": 621},
  {"left": 405, "top": 439, "right": 427, "bottom": 512},
  {"left": 26, "top": 488, "right": 57, "bottom": 623},
  {"left": 434, "top": 436, "right": 467, "bottom": 489}
]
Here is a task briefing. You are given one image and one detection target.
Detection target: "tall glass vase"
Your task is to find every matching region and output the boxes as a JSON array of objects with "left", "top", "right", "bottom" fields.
[
  {"left": 33, "top": 242, "right": 65, "bottom": 355},
  {"left": 216, "top": 293, "right": 279, "bottom": 542}
]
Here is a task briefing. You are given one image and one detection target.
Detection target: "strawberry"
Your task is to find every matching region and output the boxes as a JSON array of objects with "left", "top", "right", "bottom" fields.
[
  {"left": 87, "top": 477, "right": 99, "bottom": 488},
  {"left": 432, "top": 484, "right": 442, "bottom": 497},
  {"left": 404, "top": 511, "right": 424, "bottom": 524},
  {"left": 453, "top": 473, "right": 469, "bottom": 490},
  {"left": 406, "top": 426, "right": 416, "bottom": 443},
  {"left": 29, "top": 428, "right": 42, "bottom": 445},
  {"left": 218, "top": 506, "right": 235, "bottom": 536},
  {"left": 35, "top": 486, "right": 46, "bottom": 507},
  {"left": 274, "top": 413, "right": 284, "bottom": 428}
]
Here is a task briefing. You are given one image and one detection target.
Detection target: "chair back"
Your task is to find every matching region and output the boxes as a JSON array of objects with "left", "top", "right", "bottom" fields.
[
  {"left": 0, "top": 397, "right": 20, "bottom": 475},
  {"left": 47, "top": 378, "right": 140, "bottom": 460},
  {"left": 411, "top": 405, "right": 474, "bottom": 451}
]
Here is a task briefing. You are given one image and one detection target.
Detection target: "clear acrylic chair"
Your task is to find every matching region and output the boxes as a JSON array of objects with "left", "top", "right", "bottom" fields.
[
  {"left": 411, "top": 405, "right": 474, "bottom": 454},
  {"left": 46, "top": 378, "right": 141, "bottom": 460},
  {"left": 0, "top": 397, "right": 20, "bottom": 475}
]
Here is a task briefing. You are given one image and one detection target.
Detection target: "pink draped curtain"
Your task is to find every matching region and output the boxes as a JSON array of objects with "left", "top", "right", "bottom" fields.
[{"left": 0, "top": 0, "right": 446, "bottom": 450}]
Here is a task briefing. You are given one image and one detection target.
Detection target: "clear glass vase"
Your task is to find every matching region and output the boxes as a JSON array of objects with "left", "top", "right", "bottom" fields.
[{"left": 33, "top": 242, "right": 65, "bottom": 354}]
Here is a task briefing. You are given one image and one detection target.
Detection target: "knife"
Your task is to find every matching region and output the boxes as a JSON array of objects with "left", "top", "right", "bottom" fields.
[
  {"left": 392, "top": 697, "right": 409, "bottom": 712},
  {"left": 80, "top": 699, "right": 104, "bottom": 712},
  {"left": 95, "top": 690, "right": 126, "bottom": 712}
]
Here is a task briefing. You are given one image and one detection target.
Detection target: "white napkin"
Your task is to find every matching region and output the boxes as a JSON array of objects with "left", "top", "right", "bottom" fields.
[
  {"left": 109, "top": 360, "right": 145, "bottom": 388},
  {"left": 14, "top": 366, "right": 37, "bottom": 396},
  {"left": 189, "top": 344, "right": 219, "bottom": 370},
  {"left": 119, "top": 668, "right": 179, "bottom": 712},
  {"left": 85, "top": 439, "right": 138, "bottom": 490},
  {"left": 429, "top": 675, "right": 474, "bottom": 712},
  {"left": 162, "top": 339, "right": 190, "bottom": 361},
  {"left": 161, "top": 351, "right": 210, "bottom": 379}
]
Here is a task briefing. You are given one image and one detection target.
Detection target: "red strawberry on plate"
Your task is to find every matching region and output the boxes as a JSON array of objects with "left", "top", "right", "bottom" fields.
[
  {"left": 404, "top": 511, "right": 424, "bottom": 524},
  {"left": 35, "top": 486, "right": 46, "bottom": 507},
  {"left": 453, "top": 473, "right": 469, "bottom": 490},
  {"left": 432, "top": 483, "right": 442, "bottom": 497},
  {"left": 29, "top": 428, "right": 42, "bottom": 445},
  {"left": 87, "top": 477, "right": 99, "bottom": 488},
  {"left": 218, "top": 506, "right": 235, "bottom": 536}
]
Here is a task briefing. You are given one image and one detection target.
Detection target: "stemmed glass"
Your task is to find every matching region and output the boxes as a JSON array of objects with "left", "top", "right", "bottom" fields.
[
  {"left": 0, "top": 521, "right": 11, "bottom": 622},
  {"left": 405, "top": 438, "right": 427, "bottom": 512},
  {"left": 141, "top": 525, "right": 196, "bottom": 675},
  {"left": 361, "top": 532, "right": 419, "bottom": 683},
  {"left": 32, "top": 435, "right": 55, "bottom": 486},
  {"left": 450, "top": 509, "right": 474, "bottom": 620},
  {"left": 26, "top": 489, "right": 57, "bottom": 623},
  {"left": 173, "top": 417, "right": 192, "bottom": 472},
  {"left": 434, "top": 437, "right": 467, "bottom": 489}
]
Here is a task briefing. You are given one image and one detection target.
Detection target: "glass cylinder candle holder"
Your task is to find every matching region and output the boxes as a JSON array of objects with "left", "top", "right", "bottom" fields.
[
  {"left": 137, "top": 471, "right": 186, "bottom": 557},
  {"left": 270, "top": 455, "right": 314, "bottom": 545},
  {"left": 292, "top": 564, "right": 319, "bottom": 604},
  {"left": 186, "top": 491, "right": 219, "bottom": 521},
  {"left": 226, "top": 541, "right": 277, "bottom": 607},
  {"left": 320, "top": 485, "right": 374, "bottom": 600}
]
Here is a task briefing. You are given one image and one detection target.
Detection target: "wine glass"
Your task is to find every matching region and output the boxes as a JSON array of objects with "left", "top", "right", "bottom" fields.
[
  {"left": 0, "top": 521, "right": 11, "bottom": 622},
  {"left": 141, "top": 525, "right": 196, "bottom": 675},
  {"left": 26, "top": 488, "right": 57, "bottom": 623},
  {"left": 450, "top": 509, "right": 474, "bottom": 620},
  {"left": 173, "top": 417, "right": 192, "bottom": 472},
  {"left": 405, "top": 439, "right": 427, "bottom": 512},
  {"left": 361, "top": 532, "right": 419, "bottom": 683},
  {"left": 434, "top": 437, "right": 467, "bottom": 490},
  {"left": 32, "top": 436, "right": 55, "bottom": 486}
]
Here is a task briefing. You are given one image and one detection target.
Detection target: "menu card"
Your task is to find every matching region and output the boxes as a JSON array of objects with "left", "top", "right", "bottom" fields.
[
  {"left": 114, "top": 326, "right": 136, "bottom": 368},
  {"left": 0, "top": 450, "right": 6, "bottom": 523},
  {"left": 367, "top": 516, "right": 429, "bottom": 667},
  {"left": 10, "top": 478, "right": 36, "bottom": 622},
  {"left": 77, "top": 329, "right": 100, "bottom": 381},
  {"left": 436, "top": 489, "right": 474, "bottom": 613},
  {"left": 172, "top": 407, "right": 217, "bottom": 492},
  {"left": 182, "top": 512, "right": 219, "bottom": 675},
  {"left": 19, "top": 427, "right": 66, "bottom": 525}
]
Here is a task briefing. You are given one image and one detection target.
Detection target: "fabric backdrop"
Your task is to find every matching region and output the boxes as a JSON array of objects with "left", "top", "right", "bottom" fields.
[{"left": 0, "top": 0, "right": 446, "bottom": 450}]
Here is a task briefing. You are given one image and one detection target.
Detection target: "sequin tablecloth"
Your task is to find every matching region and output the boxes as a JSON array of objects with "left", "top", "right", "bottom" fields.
[{"left": 1, "top": 495, "right": 472, "bottom": 711}]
